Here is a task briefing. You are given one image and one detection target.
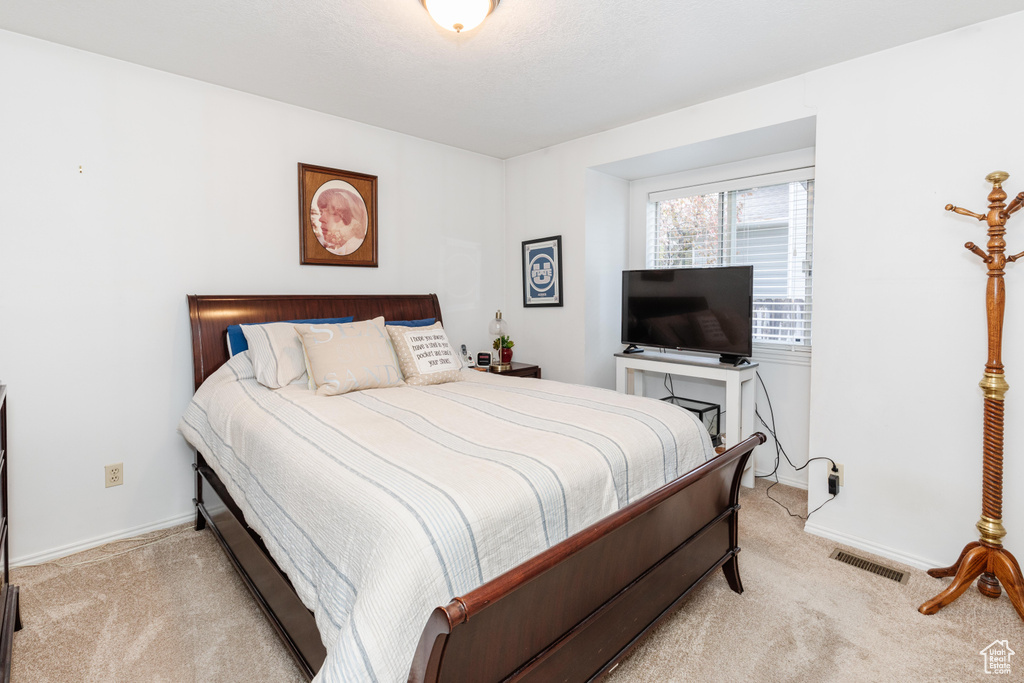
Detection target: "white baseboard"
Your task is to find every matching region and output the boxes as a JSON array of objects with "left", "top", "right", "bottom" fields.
[
  {"left": 803, "top": 521, "right": 940, "bottom": 571},
  {"left": 753, "top": 470, "right": 808, "bottom": 490},
  {"left": 12, "top": 511, "right": 195, "bottom": 568}
]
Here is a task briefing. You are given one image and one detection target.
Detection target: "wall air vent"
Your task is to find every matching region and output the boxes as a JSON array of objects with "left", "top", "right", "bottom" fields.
[{"left": 829, "top": 549, "right": 909, "bottom": 584}]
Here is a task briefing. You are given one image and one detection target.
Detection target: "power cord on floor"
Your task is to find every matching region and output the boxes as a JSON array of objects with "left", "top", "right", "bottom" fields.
[
  {"left": 23, "top": 525, "right": 192, "bottom": 570},
  {"left": 755, "top": 371, "right": 838, "bottom": 521}
]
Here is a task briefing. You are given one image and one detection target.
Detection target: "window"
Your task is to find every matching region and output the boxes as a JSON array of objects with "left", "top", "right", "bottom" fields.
[{"left": 646, "top": 169, "right": 814, "bottom": 348}]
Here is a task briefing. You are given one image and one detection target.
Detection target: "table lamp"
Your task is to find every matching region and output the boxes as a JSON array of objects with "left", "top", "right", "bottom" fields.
[{"left": 488, "top": 310, "right": 511, "bottom": 372}]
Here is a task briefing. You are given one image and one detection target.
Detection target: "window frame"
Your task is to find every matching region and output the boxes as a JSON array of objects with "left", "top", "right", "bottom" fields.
[{"left": 646, "top": 166, "right": 815, "bottom": 362}]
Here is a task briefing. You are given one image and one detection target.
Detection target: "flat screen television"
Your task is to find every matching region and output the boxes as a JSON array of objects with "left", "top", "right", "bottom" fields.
[{"left": 621, "top": 266, "right": 754, "bottom": 364}]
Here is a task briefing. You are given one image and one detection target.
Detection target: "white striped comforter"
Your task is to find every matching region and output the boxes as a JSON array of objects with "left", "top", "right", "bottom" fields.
[{"left": 178, "top": 353, "right": 712, "bottom": 683}]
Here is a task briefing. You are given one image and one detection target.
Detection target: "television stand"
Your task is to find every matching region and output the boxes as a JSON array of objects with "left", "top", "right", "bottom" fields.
[
  {"left": 719, "top": 354, "right": 748, "bottom": 366},
  {"left": 614, "top": 352, "right": 759, "bottom": 487},
  {"left": 622, "top": 344, "right": 644, "bottom": 354}
]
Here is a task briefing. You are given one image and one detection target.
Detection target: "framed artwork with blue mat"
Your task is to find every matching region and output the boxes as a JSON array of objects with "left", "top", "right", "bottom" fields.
[{"left": 522, "top": 235, "right": 563, "bottom": 307}]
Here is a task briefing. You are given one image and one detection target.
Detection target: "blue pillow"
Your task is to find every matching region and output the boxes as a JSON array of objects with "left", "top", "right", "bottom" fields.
[
  {"left": 226, "top": 316, "right": 355, "bottom": 356},
  {"left": 386, "top": 318, "right": 436, "bottom": 327}
]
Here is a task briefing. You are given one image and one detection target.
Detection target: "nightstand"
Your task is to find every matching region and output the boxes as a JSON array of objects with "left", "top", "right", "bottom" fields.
[{"left": 488, "top": 362, "right": 541, "bottom": 379}]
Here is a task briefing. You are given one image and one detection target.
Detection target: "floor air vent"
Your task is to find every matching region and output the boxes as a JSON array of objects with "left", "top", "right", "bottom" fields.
[{"left": 829, "top": 549, "right": 909, "bottom": 584}]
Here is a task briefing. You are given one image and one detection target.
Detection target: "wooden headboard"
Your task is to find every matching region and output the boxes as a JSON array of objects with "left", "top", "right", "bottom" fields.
[{"left": 187, "top": 294, "right": 443, "bottom": 391}]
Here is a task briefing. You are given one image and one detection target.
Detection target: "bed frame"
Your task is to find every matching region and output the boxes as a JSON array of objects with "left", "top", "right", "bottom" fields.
[{"left": 187, "top": 294, "right": 765, "bottom": 682}]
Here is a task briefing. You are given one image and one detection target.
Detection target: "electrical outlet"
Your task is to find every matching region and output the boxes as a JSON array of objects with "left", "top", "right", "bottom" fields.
[
  {"left": 105, "top": 463, "right": 123, "bottom": 488},
  {"left": 836, "top": 464, "right": 844, "bottom": 487}
]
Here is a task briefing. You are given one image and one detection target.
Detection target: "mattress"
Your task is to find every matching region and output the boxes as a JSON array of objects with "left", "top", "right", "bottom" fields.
[{"left": 178, "top": 352, "right": 713, "bottom": 682}]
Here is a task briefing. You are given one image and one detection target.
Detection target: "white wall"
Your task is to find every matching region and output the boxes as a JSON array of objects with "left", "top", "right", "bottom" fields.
[
  {"left": 504, "top": 13, "right": 1024, "bottom": 569},
  {"left": 583, "top": 170, "right": 628, "bottom": 389},
  {"left": 0, "top": 31, "right": 506, "bottom": 563},
  {"left": 504, "top": 156, "right": 584, "bottom": 382},
  {"left": 799, "top": 16, "right": 1022, "bottom": 567}
]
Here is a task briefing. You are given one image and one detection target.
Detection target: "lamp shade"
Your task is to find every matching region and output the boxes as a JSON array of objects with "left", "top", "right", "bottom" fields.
[
  {"left": 421, "top": 0, "right": 499, "bottom": 33},
  {"left": 488, "top": 310, "right": 507, "bottom": 337},
  {"left": 485, "top": 311, "right": 505, "bottom": 337}
]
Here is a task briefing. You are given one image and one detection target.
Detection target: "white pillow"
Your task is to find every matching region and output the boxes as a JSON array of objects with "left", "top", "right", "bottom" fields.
[{"left": 241, "top": 322, "right": 311, "bottom": 389}]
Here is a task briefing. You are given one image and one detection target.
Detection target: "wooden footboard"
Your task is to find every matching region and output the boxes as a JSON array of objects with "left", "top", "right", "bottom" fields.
[{"left": 410, "top": 433, "right": 764, "bottom": 683}]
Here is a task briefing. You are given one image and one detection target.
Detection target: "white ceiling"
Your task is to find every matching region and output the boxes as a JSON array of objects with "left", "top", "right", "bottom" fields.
[{"left": 2, "top": 1, "right": 1023, "bottom": 159}]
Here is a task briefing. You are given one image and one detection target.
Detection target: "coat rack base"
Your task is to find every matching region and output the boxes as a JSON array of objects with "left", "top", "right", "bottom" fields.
[{"left": 919, "top": 540, "right": 1024, "bottom": 620}]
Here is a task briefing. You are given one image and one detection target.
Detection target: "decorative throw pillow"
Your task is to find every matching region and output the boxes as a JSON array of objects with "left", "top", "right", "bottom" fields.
[
  {"left": 386, "top": 322, "right": 464, "bottom": 386},
  {"left": 295, "top": 317, "right": 405, "bottom": 396}
]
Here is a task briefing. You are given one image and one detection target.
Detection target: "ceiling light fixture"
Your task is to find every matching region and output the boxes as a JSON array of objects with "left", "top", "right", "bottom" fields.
[{"left": 420, "top": 0, "right": 500, "bottom": 33}]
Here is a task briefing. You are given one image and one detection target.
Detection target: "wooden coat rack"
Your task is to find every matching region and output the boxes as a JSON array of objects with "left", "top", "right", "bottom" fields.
[{"left": 919, "top": 171, "right": 1024, "bottom": 620}]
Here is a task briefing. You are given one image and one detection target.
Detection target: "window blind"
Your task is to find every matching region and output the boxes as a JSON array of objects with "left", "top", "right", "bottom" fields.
[{"left": 646, "top": 172, "right": 814, "bottom": 347}]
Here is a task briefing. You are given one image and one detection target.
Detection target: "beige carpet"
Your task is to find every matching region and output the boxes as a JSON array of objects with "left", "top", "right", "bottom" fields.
[
  {"left": 12, "top": 524, "right": 306, "bottom": 682},
  {"left": 12, "top": 482, "right": 1024, "bottom": 681}
]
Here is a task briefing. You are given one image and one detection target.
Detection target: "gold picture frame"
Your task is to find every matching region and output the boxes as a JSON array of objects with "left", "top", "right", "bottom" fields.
[{"left": 298, "top": 163, "right": 378, "bottom": 267}]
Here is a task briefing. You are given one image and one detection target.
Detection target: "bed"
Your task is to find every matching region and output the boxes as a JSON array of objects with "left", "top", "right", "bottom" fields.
[{"left": 181, "top": 293, "right": 764, "bottom": 682}]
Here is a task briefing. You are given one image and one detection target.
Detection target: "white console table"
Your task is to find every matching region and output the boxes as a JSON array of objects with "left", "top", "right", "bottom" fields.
[{"left": 614, "top": 352, "right": 759, "bottom": 488}]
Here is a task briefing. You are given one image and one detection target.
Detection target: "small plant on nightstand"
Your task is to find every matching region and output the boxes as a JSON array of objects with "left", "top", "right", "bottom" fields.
[{"left": 493, "top": 335, "right": 515, "bottom": 364}]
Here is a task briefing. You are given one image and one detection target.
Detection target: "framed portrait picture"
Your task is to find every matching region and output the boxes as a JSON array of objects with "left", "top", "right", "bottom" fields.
[
  {"left": 298, "top": 163, "right": 378, "bottom": 267},
  {"left": 522, "top": 235, "right": 563, "bottom": 307}
]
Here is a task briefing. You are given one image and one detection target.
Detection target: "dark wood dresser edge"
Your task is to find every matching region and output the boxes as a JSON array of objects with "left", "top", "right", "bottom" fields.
[
  {"left": 0, "top": 585, "right": 18, "bottom": 683},
  {"left": 0, "top": 386, "right": 12, "bottom": 683}
]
